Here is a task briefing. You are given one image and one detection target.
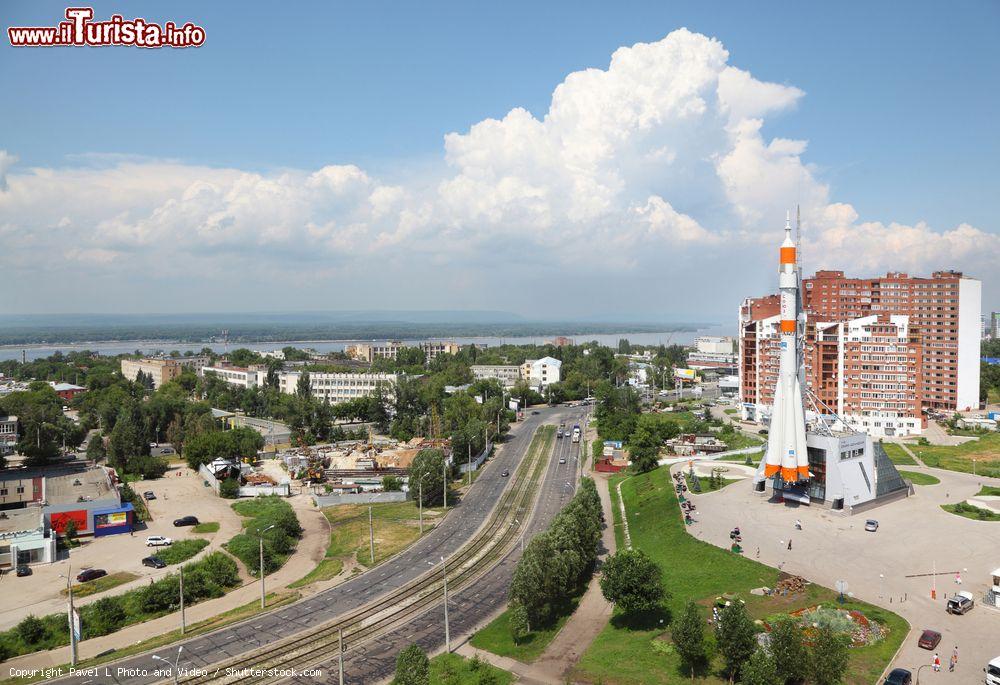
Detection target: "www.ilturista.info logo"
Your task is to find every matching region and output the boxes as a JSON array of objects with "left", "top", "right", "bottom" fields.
[{"left": 8, "top": 7, "right": 205, "bottom": 48}]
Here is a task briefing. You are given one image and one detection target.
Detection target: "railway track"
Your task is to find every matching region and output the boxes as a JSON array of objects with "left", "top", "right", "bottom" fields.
[{"left": 174, "top": 425, "right": 557, "bottom": 685}]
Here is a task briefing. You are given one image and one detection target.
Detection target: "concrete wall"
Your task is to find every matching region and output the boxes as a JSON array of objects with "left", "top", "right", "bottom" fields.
[
  {"left": 197, "top": 464, "right": 221, "bottom": 495},
  {"left": 237, "top": 484, "right": 290, "bottom": 497},
  {"left": 312, "top": 491, "right": 406, "bottom": 507}
]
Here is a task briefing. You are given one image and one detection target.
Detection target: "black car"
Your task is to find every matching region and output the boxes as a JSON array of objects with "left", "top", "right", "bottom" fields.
[
  {"left": 884, "top": 668, "right": 912, "bottom": 685},
  {"left": 76, "top": 568, "right": 107, "bottom": 583},
  {"left": 15, "top": 565, "right": 31, "bottom": 577},
  {"left": 531, "top": 410, "right": 540, "bottom": 415},
  {"left": 173, "top": 516, "right": 199, "bottom": 527},
  {"left": 142, "top": 556, "right": 166, "bottom": 569},
  {"left": 143, "top": 491, "right": 156, "bottom": 500}
]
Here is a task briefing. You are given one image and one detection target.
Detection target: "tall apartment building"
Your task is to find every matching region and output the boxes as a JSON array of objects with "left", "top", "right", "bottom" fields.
[
  {"left": 471, "top": 365, "right": 521, "bottom": 388},
  {"left": 991, "top": 312, "right": 1000, "bottom": 339},
  {"left": 0, "top": 416, "right": 17, "bottom": 456},
  {"left": 740, "top": 269, "right": 981, "bottom": 437},
  {"left": 120, "top": 358, "right": 182, "bottom": 389}
]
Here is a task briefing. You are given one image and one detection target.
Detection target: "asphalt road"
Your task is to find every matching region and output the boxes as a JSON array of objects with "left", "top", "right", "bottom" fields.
[
  {"left": 43, "top": 407, "right": 572, "bottom": 685},
  {"left": 297, "top": 406, "right": 590, "bottom": 685}
]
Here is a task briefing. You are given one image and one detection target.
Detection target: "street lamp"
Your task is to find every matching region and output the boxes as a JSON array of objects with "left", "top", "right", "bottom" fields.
[
  {"left": 152, "top": 646, "right": 183, "bottom": 685},
  {"left": 58, "top": 567, "right": 77, "bottom": 667},
  {"left": 257, "top": 524, "right": 276, "bottom": 609},
  {"left": 416, "top": 471, "right": 430, "bottom": 536},
  {"left": 428, "top": 557, "right": 450, "bottom": 653}
]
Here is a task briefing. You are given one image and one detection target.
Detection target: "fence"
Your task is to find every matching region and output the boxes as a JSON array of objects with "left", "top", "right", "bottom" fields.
[
  {"left": 457, "top": 445, "right": 491, "bottom": 474},
  {"left": 238, "top": 483, "right": 291, "bottom": 497},
  {"left": 197, "top": 464, "right": 220, "bottom": 495},
  {"left": 313, "top": 491, "right": 407, "bottom": 507}
]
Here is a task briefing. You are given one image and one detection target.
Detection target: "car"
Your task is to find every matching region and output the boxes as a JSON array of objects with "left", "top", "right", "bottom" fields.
[
  {"left": 142, "top": 556, "right": 167, "bottom": 569},
  {"left": 556, "top": 430, "right": 563, "bottom": 439},
  {"left": 146, "top": 535, "right": 173, "bottom": 547},
  {"left": 160, "top": 447, "right": 174, "bottom": 454},
  {"left": 143, "top": 491, "right": 156, "bottom": 500},
  {"left": 76, "top": 568, "right": 107, "bottom": 583},
  {"left": 864, "top": 519, "right": 879, "bottom": 532},
  {"left": 150, "top": 442, "right": 158, "bottom": 448},
  {"left": 15, "top": 565, "right": 31, "bottom": 577},
  {"left": 883, "top": 668, "right": 912, "bottom": 685},
  {"left": 501, "top": 470, "right": 510, "bottom": 477},
  {"left": 917, "top": 629, "right": 942, "bottom": 650},
  {"left": 173, "top": 516, "right": 199, "bottom": 527},
  {"left": 531, "top": 410, "right": 540, "bottom": 415},
  {"left": 946, "top": 591, "right": 975, "bottom": 615},
  {"left": 558, "top": 457, "right": 566, "bottom": 464}
]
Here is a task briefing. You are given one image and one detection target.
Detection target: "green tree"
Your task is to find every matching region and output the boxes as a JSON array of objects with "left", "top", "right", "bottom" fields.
[
  {"left": 672, "top": 601, "right": 707, "bottom": 680},
  {"left": 382, "top": 475, "right": 403, "bottom": 492},
  {"left": 86, "top": 433, "right": 106, "bottom": 462},
  {"left": 599, "top": 548, "right": 666, "bottom": 615},
  {"left": 716, "top": 601, "right": 757, "bottom": 682},
  {"left": 219, "top": 477, "right": 240, "bottom": 498},
  {"left": 15, "top": 615, "right": 46, "bottom": 646},
  {"left": 809, "top": 625, "right": 850, "bottom": 685},
  {"left": 296, "top": 371, "right": 311, "bottom": 399},
  {"left": 392, "top": 643, "right": 430, "bottom": 685},
  {"left": 107, "top": 404, "right": 147, "bottom": 471},
  {"left": 627, "top": 423, "right": 661, "bottom": 473},
  {"left": 89, "top": 596, "right": 127, "bottom": 635},
  {"left": 769, "top": 618, "right": 808, "bottom": 684},
  {"left": 408, "top": 449, "right": 446, "bottom": 507},
  {"left": 742, "top": 647, "right": 780, "bottom": 685},
  {"left": 508, "top": 601, "right": 530, "bottom": 643},
  {"left": 64, "top": 518, "right": 78, "bottom": 543}
]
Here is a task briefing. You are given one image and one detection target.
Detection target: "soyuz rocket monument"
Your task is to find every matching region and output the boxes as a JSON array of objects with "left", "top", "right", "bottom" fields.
[{"left": 761, "top": 212, "right": 811, "bottom": 485}]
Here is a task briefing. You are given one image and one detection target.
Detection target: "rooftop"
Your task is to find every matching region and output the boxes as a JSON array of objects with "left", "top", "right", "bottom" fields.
[
  {"left": 0, "top": 507, "right": 44, "bottom": 536},
  {"left": 43, "top": 466, "right": 118, "bottom": 506}
]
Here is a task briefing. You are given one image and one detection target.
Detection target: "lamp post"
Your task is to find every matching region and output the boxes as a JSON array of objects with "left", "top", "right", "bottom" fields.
[
  {"left": 442, "top": 458, "right": 448, "bottom": 509},
  {"left": 338, "top": 627, "right": 345, "bottom": 685},
  {"left": 59, "top": 568, "right": 77, "bottom": 667},
  {"left": 368, "top": 505, "right": 375, "bottom": 565},
  {"left": 426, "top": 557, "right": 451, "bottom": 653},
  {"left": 179, "top": 565, "right": 186, "bottom": 634},
  {"left": 258, "top": 523, "right": 276, "bottom": 609},
  {"left": 915, "top": 663, "right": 931, "bottom": 684},
  {"left": 152, "top": 646, "right": 183, "bottom": 685}
]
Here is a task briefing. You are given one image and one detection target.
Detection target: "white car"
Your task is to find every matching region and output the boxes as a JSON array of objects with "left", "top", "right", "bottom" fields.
[{"left": 146, "top": 535, "right": 173, "bottom": 547}]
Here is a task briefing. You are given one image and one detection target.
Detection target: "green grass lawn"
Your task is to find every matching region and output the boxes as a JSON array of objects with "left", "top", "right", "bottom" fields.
[
  {"left": 723, "top": 408, "right": 737, "bottom": 415},
  {"left": 683, "top": 472, "right": 738, "bottom": 493},
  {"left": 63, "top": 571, "right": 139, "bottom": 598},
  {"left": 572, "top": 466, "right": 908, "bottom": 685},
  {"left": 193, "top": 521, "right": 220, "bottom": 534},
  {"left": 879, "top": 442, "right": 917, "bottom": 465},
  {"left": 897, "top": 470, "right": 940, "bottom": 486},
  {"left": 977, "top": 485, "right": 1000, "bottom": 497},
  {"left": 469, "top": 596, "right": 580, "bottom": 663},
  {"left": 908, "top": 432, "right": 1000, "bottom": 477},
  {"left": 942, "top": 502, "right": 1000, "bottom": 522},
  {"left": 430, "top": 652, "right": 515, "bottom": 684},
  {"left": 720, "top": 432, "right": 764, "bottom": 450},
  {"left": 156, "top": 538, "right": 209, "bottom": 565}
]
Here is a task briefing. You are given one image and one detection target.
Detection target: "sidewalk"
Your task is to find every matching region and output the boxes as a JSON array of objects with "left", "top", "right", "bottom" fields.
[{"left": 3, "top": 494, "right": 328, "bottom": 673}]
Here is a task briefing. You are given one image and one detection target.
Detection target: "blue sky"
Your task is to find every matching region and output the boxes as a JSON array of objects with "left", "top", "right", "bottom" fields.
[{"left": 1, "top": 1, "right": 997, "bottom": 317}]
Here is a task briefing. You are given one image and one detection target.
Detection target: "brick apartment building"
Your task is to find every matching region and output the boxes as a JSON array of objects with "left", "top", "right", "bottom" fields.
[{"left": 740, "top": 270, "right": 981, "bottom": 437}]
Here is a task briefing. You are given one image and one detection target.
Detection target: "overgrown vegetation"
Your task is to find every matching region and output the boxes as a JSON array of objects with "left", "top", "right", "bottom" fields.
[
  {"left": 942, "top": 502, "right": 1000, "bottom": 521},
  {"left": 224, "top": 496, "right": 302, "bottom": 574},
  {"left": 156, "top": 538, "right": 210, "bottom": 565}
]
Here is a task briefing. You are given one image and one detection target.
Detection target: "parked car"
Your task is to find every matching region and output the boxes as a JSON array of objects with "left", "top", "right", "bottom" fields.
[
  {"left": 884, "top": 668, "right": 912, "bottom": 685},
  {"left": 143, "top": 491, "right": 156, "bottom": 500},
  {"left": 142, "top": 556, "right": 167, "bottom": 569},
  {"left": 76, "top": 569, "right": 107, "bottom": 583},
  {"left": 501, "top": 470, "right": 509, "bottom": 477},
  {"left": 173, "top": 516, "right": 199, "bottom": 527},
  {"left": 864, "top": 519, "right": 879, "bottom": 532},
  {"left": 15, "top": 565, "right": 31, "bottom": 577},
  {"left": 559, "top": 457, "right": 566, "bottom": 464},
  {"left": 160, "top": 447, "right": 174, "bottom": 454},
  {"left": 917, "top": 629, "right": 942, "bottom": 650},
  {"left": 531, "top": 410, "right": 540, "bottom": 415},
  {"left": 146, "top": 535, "right": 173, "bottom": 547},
  {"left": 946, "top": 591, "right": 975, "bottom": 615}
]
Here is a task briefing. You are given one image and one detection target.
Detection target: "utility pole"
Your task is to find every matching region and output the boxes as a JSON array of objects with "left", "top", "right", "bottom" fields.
[
  {"left": 368, "top": 505, "right": 375, "bottom": 565},
  {"left": 442, "top": 459, "right": 447, "bottom": 509},
  {"left": 467, "top": 444, "right": 472, "bottom": 486},
  {"left": 61, "top": 568, "right": 77, "bottom": 667},
  {"left": 418, "top": 479, "right": 424, "bottom": 536},
  {"left": 179, "top": 565, "right": 186, "bottom": 634},
  {"left": 338, "top": 628, "right": 345, "bottom": 685},
  {"left": 258, "top": 523, "right": 276, "bottom": 609}
]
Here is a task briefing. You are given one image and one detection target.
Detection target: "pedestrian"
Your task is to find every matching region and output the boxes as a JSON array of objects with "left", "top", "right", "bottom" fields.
[
  {"left": 952, "top": 646, "right": 959, "bottom": 664},
  {"left": 933, "top": 654, "right": 941, "bottom": 672},
  {"left": 755, "top": 546, "right": 760, "bottom": 558},
  {"left": 787, "top": 539, "right": 792, "bottom": 551},
  {"left": 949, "top": 654, "right": 956, "bottom": 672},
  {"left": 955, "top": 572, "right": 962, "bottom": 585}
]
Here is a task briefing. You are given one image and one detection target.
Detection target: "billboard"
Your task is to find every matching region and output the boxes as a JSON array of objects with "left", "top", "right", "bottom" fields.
[
  {"left": 49, "top": 510, "right": 88, "bottom": 534},
  {"left": 674, "top": 368, "right": 696, "bottom": 381},
  {"left": 94, "top": 511, "right": 128, "bottom": 529}
]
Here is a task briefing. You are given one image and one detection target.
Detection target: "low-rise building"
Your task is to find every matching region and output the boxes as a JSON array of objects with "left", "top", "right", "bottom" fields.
[
  {"left": 345, "top": 341, "right": 405, "bottom": 363},
  {"left": 200, "top": 364, "right": 266, "bottom": 388},
  {"left": 688, "top": 336, "right": 737, "bottom": 370},
  {"left": 520, "top": 357, "right": 562, "bottom": 390},
  {"left": 0, "top": 508, "right": 56, "bottom": 568},
  {"left": 421, "top": 341, "right": 461, "bottom": 360},
  {"left": 121, "top": 358, "right": 182, "bottom": 389},
  {"left": 471, "top": 365, "right": 521, "bottom": 388},
  {"left": 280, "top": 371, "right": 398, "bottom": 404},
  {"left": 48, "top": 382, "right": 87, "bottom": 401}
]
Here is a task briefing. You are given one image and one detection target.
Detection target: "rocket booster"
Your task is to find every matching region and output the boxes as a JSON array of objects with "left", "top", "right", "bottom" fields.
[{"left": 763, "top": 212, "right": 810, "bottom": 483}]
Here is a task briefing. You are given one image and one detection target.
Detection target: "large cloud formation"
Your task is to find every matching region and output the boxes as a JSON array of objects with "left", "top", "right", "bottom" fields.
[{"left": 1, "top": 29, "right": 996, "bottom": 315}]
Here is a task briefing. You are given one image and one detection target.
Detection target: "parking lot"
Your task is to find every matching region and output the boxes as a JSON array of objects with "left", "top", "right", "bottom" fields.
[
  {"left": 0, "top": 463, "right": 244, "bottom": 631},
  {"left": 685, "top": 461, "right": 1000, "bottom": 682}
]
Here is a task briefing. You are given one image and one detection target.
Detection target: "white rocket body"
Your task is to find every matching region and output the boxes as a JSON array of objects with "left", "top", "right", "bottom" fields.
[{"left": 762, "top": 214, "right": 810, "bottom": 483}]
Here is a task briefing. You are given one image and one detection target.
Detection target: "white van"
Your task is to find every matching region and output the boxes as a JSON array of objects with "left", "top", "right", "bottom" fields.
[{"left": 986, "top": 656, "right": 1000, "bottom": 685}]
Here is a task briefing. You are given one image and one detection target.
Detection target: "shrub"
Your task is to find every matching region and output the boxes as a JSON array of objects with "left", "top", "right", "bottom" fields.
[
  {"left": 86, "top": 596, "right": 127, "bottom": 637},
  {"left": 15, "top": 616, "right": 45, "bottom": 646},
  {"left": 219, "top": 477, "right": 240, "bottom": 499},
  {"left": 156, "top": 538, "right": 209, "bottom": 565}
]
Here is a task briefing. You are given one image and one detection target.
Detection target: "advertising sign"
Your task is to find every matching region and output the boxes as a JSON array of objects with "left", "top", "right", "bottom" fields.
[
  {"left": 674, "top": 368, "right": 696, "bottom": 381},
  {"left": 94, "top": 511, "right": 128, "bottom": 529}
]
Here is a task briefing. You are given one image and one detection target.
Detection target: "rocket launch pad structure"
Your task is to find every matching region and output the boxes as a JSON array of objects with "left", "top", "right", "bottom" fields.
[{"left": 752, "top": 212, "right": 911, "bottom": 512}]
